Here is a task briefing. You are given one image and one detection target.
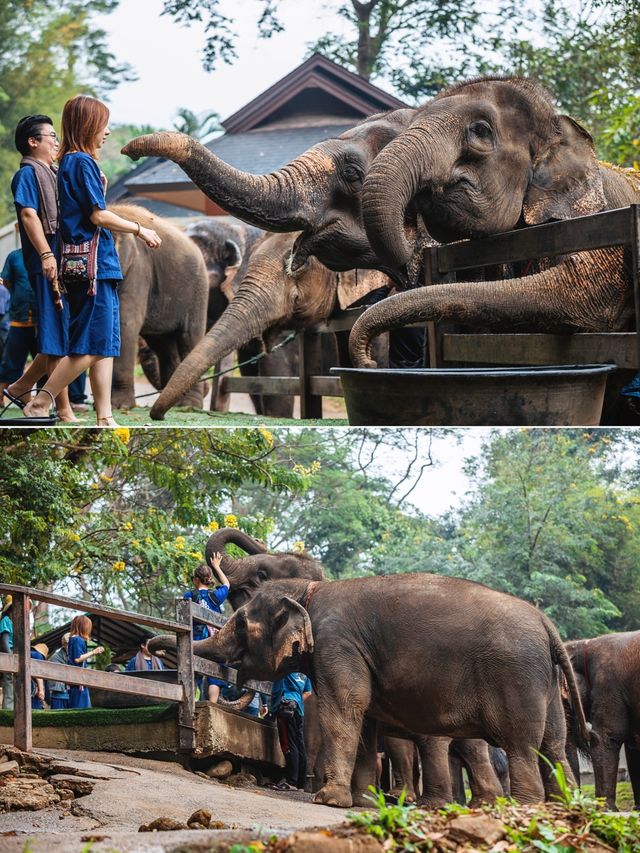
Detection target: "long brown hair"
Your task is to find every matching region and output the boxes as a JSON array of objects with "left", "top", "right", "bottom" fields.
[
  {"left": 70, "top": 614, "right": 92, "bottom": 639},
  {"left": 58, "top": 95, "right": 109, "bottom": 160}
]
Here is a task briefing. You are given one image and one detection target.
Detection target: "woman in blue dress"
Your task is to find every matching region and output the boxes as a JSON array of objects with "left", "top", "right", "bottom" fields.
[
  {"left": 30, "top": 643, "right": 49, "bottom": 710},
  {"left": 67, "top": 615, "right": 104, "bottom": 709},
  {"left": 184, "top": 552, "right": 231, "bottom": 703},
  {"left": 23, "top": 95, "right": 161, "bottom": 426}
]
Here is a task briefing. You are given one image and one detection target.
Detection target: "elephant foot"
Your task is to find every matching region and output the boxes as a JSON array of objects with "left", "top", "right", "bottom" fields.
[
  {"left": 468, "top": 794, "right": 498, "bottom": 808},
  {"left": 417, "top": 796, "right": 448, "bottom": 809},
  {"left": 388, "top": 786, "right": 416, "bottom": 803},
  {"left": 176, "top": 392, "right": 203, "bottom": 409},
  {"left": 313, "top": 784, "right": 352, "bottom": 808},
  {"left": 111, "top": 390, "right": 136, "bottom": 410}
]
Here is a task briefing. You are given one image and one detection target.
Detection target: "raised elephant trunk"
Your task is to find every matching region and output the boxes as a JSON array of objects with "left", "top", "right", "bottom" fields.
[
  {"left": 150, "top": 264, "right": 292, "bottom": 419},
  {"left": 205, "top": 529, "right": 267, "bottom": 565},
  {"left": 349, "top": 249, "right": 631, "bottom": 368},
  {"left": 122, "top": 132, "right": 321, "bottom": 233},
  {"left": 363, "top": 115, "right": 457, "bottom": 272}
]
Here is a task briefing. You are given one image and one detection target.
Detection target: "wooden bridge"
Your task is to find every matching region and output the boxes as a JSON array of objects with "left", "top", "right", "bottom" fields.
[
  {"left": 0, "top": 583, "right": 271, "bottom": 755},
  {"left": 216, "top": 204, "right": 640, "bottom": 418}
]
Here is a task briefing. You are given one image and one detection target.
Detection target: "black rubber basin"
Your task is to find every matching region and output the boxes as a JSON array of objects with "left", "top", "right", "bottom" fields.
[{"left": 332, "top": 364, "right": 617, "bottom": 426}]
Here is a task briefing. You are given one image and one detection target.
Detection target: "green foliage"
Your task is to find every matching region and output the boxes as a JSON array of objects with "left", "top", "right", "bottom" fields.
[
  {"left": 0, "top": 1, "right": 133, "bottom": 224},
  {"left": 100, "top": 123, "right": 158, "bottom": 183},
  {"left": 172, "top": 107, "right": 221, "bottom": 140},
  {"left": 348, "top": 786, "right": 429, "bottom": 850},
  {"left": 0, "top": 704, "right": 175, "bottom": 728}
]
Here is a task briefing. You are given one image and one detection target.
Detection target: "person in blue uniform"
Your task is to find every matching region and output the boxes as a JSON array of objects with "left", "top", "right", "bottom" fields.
[
  {"left": 67, "top": 615, "right": 104, "bottom": 709},
  {"left": 184, "top": 552, "right": 231, "bottom": 703},
  {"left": 270, "top": 672, "right": 313, "bottom": 791},
  {"left": 30, "top": 643, "right": 49, "bottom": 710},
  {"left": 3, "top": 115, "right": 76, "bottom": 420},
  {"left": 46, "top": 633, "right": 71, "bottom": 710},
  {"left": 125, "top": 639, "right": 165, "bottom": 671},
  {"left": 22, "top": 95, "right": 161, "bottom": 426},
  {"left": 0, "top": 596, "right": 14, "bottom": 710}
]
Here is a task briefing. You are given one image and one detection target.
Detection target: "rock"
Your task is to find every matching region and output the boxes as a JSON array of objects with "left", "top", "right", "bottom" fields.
[
  {"left": 0, "top": 781, "right": 60, "bottom": 812},
  {"left": 139, "top": 816, "right": 188, "bottom": 832},
  {"left": 205, "top": 759, "right": 234, "bottom": 779},
  {"left": 49, "top": 774, "right": 95, "bottom": 796},
  {"left": 187, "top": 808, "right": 212, "bottom": 828},
  {"left": 280, "top": 831, "right": 383, "bottom": 851},
  {"left": 58, "top": 789, "right": 74, "bottom": 801},
  {"left": 0, "top": 761, "right": 19, "bottom": 776},
  {"left": 447, "top": 814, "right": 506, "bottom": 846},
  {"left": 225, "top": 771, "right": 257, "bottom": 788}
]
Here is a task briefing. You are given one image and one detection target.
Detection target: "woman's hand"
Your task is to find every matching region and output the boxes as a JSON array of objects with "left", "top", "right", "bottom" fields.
[
  {"left": 209, "top": 551, "right": 223, "bottom": 572},
  {"left": 41, "top": 255, "right": 58, "bottom": 282},
  {"left": 138, "top": 226, "right": 161, "bottom": 248},
  {"left": 92, "top": 645, "right": 105, "bottom": 656}
]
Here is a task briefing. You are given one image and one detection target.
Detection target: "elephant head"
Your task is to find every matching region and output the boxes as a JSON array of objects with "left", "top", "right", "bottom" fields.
[
  {"left": 121, "top": 109, "right": 416, "bottom": 277},
  {"left": 362, "top": 77, "right": 607, "bottom": 273},
  {"left": 204, "top": 528, "right": 325, "bottom": 611}
]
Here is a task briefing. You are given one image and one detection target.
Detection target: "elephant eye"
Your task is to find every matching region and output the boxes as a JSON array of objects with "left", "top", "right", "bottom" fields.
[
  {"left": 467, "top": 121, "right": 494, "bottom": 147},
  {"left": 342, "top": 163, "right": 363, "bottom": 184},
  {"left": 257, "top": 569, "right": 268, "bottom": 581}
]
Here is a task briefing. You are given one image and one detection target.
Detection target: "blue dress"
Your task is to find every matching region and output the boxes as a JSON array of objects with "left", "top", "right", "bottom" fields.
[
  {"left": 57, "top": 152, "right": 122, "bottom": 357},
  {"left": 184, "top": 587, "right": 229, "bottom": 691},
  {"left": 30, "top": 649, "right": 46, "bottom": 710},
  {"left": 67, "top": 635, "right": 91, "bottom": 709},
  {"left": 11, "top": 166, "right": 67, "bottom": 356}
]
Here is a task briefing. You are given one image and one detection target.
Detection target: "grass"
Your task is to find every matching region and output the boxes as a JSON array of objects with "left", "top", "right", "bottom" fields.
[
  {"left": 0, "top": 406, "right": 348, "bottom": 427},
  {"left": 0, "top": 704, "right": 175, "bottom": 728}
]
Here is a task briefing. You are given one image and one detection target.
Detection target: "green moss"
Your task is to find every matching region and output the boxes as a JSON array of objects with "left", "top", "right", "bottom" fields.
[{"left": 0, "top": 704, "right": 176, "bottom": 728}]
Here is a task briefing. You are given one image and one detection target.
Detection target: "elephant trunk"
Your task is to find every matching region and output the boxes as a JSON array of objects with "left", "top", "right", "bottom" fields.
[
  {"left": 205, "top": 529, "right": 268, "bottom": 566},
  {"left": 147, "top": 634, "right": 177, "bottom": 654},
  {"left": 363, "top": 114, "right": 457, "bottom": 272},
  {"left": 218, "top": 689, "right": 256, "bottom": 712},
  {"left": 192, "top": 613, "right": 241, "bottom": 662},
  {"left": 349, "top": 252, "right": 629, "bottom": 368},
  {"left": 150, "top": 271, "right": 291, "bottom": 420},
  {"left": 122, "top": 132, "right": 320, "bottom": 233}
]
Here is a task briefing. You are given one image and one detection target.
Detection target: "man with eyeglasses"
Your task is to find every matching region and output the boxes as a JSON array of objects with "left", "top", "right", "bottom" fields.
[{"left": 2, "top": 115, "right": 76, "bottom": 419}]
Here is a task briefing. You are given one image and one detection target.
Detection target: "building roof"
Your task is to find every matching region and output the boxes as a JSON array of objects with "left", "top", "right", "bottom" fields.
[{"left": 120, "top": 53, "right": 409, "bottom": 215}]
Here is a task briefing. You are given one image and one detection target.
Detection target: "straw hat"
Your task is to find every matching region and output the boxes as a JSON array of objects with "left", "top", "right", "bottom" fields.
[
  {"left": 32, "top": 643, "right": 49, "bottom": 657},
  {"left": 0, "top": 595, "right": 12, "bottom": 618}
]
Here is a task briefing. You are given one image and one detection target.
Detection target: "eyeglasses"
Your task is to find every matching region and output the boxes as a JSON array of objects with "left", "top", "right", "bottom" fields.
[{"left": 37, "top": 132, "right": 59, "bottom": 141}]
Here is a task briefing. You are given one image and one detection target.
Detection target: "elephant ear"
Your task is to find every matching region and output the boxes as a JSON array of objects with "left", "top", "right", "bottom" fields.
[
  {"left": 272, "top": 596, "right": 314, "bottom": 672},
  {"left": 523, "top": 115, "right": 606, "bottom": 225},
  {"left": 223, "top": 239, "right": 242, "bottom": 268}
]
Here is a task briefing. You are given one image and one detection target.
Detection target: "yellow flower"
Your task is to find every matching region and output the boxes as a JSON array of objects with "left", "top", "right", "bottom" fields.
[
  {"left": 122, "top": 522, "right": 133, "bottom": 530},
  {"left": 90, "top": 483, "right": 99, "bottom": 490},
  {"left": 145, "top": 537, "right": 153, "bottom": 545},
  {"left": 175, "top": 536, "right": 185, "bottom": 550},
  {"left": 114, "top": 427, "right": 130, "bottom": 445},
  {"left": 224, "top": 514, "right": 238, "bottom": 529},
  {"left": 100, "top": 473, "right": 113, "bottom": 483},
  {"left": 148, "top": 447, "right": 160, "bottom": 457},
  {"left": 189, "top": 551, "right": 203, "bottom": 560},
  {"left": 112, "top": 561, "right": 126, "bottom": 572},
  {"left": 310, "top": 460, "right": 321, "bottom": 473},
  {"left": 258, "top": 427, "right": 274, "bottom": 447},
  {"left": 292, "top": 540, "right": 305, "bottom": 553},
  {"left": 207, "top": 520, "right": 219, "bottom": 532},
  {"left": 69, "top": 532, "right": 81, "bottom": 542},
  {"left": 132, "top": 539, "right": 140, "bottom": 548}
]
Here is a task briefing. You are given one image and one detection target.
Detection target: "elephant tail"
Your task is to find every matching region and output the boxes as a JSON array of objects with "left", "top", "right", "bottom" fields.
[
  {"left": 147, "top": 634, "right": 177, "bottom": 654},
  {"left": 546, "top": 622, "right": 595, "bottom": 750}
]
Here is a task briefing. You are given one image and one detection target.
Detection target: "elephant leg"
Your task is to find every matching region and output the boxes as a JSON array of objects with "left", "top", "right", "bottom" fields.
[
  {"left": 590, "top": 698, "right": 626, "bottom": 810},
  {"left": 416, "top": 736, "right": 453, "bottom": 808},
  {"left": 138, "top": 338, "right": 162, "bottom": 389},
  {"left": 624, "top": 743, "right": 640, "bottom": 809},
  {"left": 175, "top": 324, "right": 204, "bottom": 408},
  {"left": 454, "top": 739, "right": 503, "bottom": 806},
  {"left": 448, "top": 752, "right": 467, "bottom": 804},
  {"left": 313, "top": 677, "right": 371, "bottom": 808},
  {"left": 350, "top": 716, "right": 378, "bottom": 806},
  {"left": 147, "top": 334, "right": 200, "bottom": 408},
  {"left": 112, "top": 309, "right": 146, "bottom": 409},
  {"left": 539, "top": 689, "right": 576, "bottom": 800},
  {"left": 385, "top": 736, "right": 417, "bottom": 801}
]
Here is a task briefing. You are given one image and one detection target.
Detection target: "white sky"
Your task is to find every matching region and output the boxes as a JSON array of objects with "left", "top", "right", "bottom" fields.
[{"left": 94, "top": 0, "right": 356, "bottom": 128}]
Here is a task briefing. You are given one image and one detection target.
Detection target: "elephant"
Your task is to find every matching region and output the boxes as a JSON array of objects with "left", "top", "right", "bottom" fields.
[
  {"left": 204, "top": 528, "right": 325, "bottom": 611},
  {"left": 349, "top": 76, "right": 640, "bottom": 367},
  {"left": 110, "top": 204, "right": 209, "bottom": 410},
  {"left": 121, "top": 109, "right": 418, "bottom": 278},
  {"left": 148, "top": 230, "right": 389, "bottom": 419},
  {"left": 150, "top": 573, "right": 591, "bottom": 807},
  {"left": 564, "top": 631, "right": 640, "bottom": 809}
]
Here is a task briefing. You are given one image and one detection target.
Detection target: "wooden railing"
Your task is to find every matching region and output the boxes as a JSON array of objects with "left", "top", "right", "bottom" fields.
[
  {"left": 215, "top": 205, "right": 640, "bottom": 417},
  {"left": 0, "top": 583, "right": 270, "bottom": 753}
]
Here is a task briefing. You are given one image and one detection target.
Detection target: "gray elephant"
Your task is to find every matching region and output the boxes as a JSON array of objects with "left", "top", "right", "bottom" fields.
[
  {"left": 349, "top": 76, "right": 640, "bottom": 366},
  {"left": 150, "top": 573, "right": 591, "bottom": 807},
  {"left": 149, "top": 231, "right": 388, "bottom": 419},
  {"left": 111, "top": 204, "right": 208, "bottom": 410}
]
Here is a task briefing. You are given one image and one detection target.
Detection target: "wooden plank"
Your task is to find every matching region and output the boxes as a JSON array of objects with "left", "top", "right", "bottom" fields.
[
  {"left": 13, "top": 593, "right": 31, "bottom": 752},
  {"left": 29, "top": 660, "right": 183, "bottom": 702},
  {"left": 189, "top": 601, "right": 228, "bottom": 629},
  {"left": 192, "top": 655, "right": 271, "bottom": 695},
  {"left": 0, "top": 652, "right": 18, "bottom": 674},
  {"left": 309, "top": 377, "right": 343, "bottom": 396},
  {"left": 431, "top": 206, "right": 633, "bottom": 274},
  {"left": 441, "top": 332, "right": 636, "bottom": 368},
  {"left": 0, "top": 584, "right": 189, "bottom": 634},
  {"left": 299, "top": 332, "right": 323, "bottom": 419},
  {"left": 175, "top": 599, "right": 195, "bottom": 752},
  {"left": 631, "top": 206, "right": 640, "bottom": 372},
  {"left": 219, "top": 376, "right": 299, "bottom": 395}
]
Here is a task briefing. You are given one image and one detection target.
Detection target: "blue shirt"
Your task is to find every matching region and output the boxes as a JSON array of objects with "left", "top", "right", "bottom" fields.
[
  {"left": 1, "top": 249, "right": 36, "bottom": 324},
  {"left": 57, "top": 152, "right": 122, "bottom": 281},
  {"left": 184, "top": 587, "right": 229, "bottom": 641},
  {"left": 11, "top": 165, "right": 58, "bottom": 277},
  {"left": 0, "top": 615, "right": 13, "bottom": 651},
  {"left": 67, "top": 635, "right": 87, "bottom": 667},
  {"left": 125, "top": 654, "right": 164, "bottom": 672},
  {"left": 0, "top": 283, "right": 9, "bottom": 333},
  {"left": 271, "top": 672, "right": 312, "bottom": 717}
]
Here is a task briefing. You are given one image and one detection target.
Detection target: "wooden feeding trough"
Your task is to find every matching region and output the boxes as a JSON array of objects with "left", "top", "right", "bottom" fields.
[{"left": 335, "top": 205, "right": 640, "bottom": 426}]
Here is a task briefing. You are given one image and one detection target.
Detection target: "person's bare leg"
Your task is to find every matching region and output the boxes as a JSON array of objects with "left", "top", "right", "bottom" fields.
[
  {"left": 23, "top": 354, "right": 99, "bottom": 417},
  {"left": 207, "top": 684, "right": 221, "bottom": 703},
  {"left": 89, "top": 357, "right": 117, "bottom": 425},
  {"left": 6, "top": 353, "right": 50, "bottom": 401},
  {"left": 47, "top": 356, "right": 76, "bottom": 422}
]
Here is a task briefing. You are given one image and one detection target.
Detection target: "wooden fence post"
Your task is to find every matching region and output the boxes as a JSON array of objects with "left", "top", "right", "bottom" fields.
[
  {"left": 12, "top": 592, "right": 31, "bottom": 752},
  {"left": 299, "top": 331, "right": 323, "bottom": 419},
  {"left": 175, "top": 599, "right": 195, "bottom": 752}
]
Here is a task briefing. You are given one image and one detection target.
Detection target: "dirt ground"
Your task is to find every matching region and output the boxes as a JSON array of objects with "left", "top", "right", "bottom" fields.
[{"left": 0, "top": 748, "right": 347, "bottom": 853}]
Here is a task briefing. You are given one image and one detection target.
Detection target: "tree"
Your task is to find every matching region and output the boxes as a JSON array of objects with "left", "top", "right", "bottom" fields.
[
  {"left": 0, "top": 1, "right": 133, "bottom": 223},
  {"left": 101, "top": 123, "right": 159, "bottom": 183},
  {"left": 172, "top": 107, "right": 221, "bottom": 140}
]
